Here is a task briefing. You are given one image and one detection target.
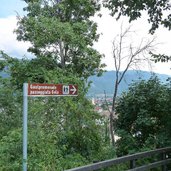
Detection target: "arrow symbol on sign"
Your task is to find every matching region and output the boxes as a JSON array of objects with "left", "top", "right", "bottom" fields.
[{"left": 70, "top": 85, "right": 77, "bottom": 94}]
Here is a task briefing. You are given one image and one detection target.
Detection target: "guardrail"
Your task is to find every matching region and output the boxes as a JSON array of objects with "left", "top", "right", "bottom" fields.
[{"left": 65, "top": 147, "right": 171, "bottom": 171}]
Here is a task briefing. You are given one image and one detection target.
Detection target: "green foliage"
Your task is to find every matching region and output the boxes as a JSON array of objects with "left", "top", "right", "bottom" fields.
[
  {"left": 103, "top": 0, "right": 171, "bottom": 63},
  {"left": 0, "top": 79, "right": 22, "bottom": 139},
  {"left": 0, "top": 1, "right": 112, "bottom": 170},
  {"left": 0, "top": 1, "right": 110, "bottom": 168},
  {"left": 15, "top": 0, "right": 104, "bottom": 79},
  {"left": 0, "top": 129, "right": 22, "bottom": 170},
  {"left": 103, "top": 0, "right": 171, "bottom": 34},
  {"left": 0, "top": 51, "right": 88, "bottom": 91},
  {"left": 116, "top": 77, "right": 171, "bottom": 156},
  {"left": 150, "top": 52, "right": 171, "bottom": 62},
  {"left": 0, "top": 53, "right": 113, "bottom": 169},
  {"left": 0, "top": 77, "right": 113, "bottom": 170}
]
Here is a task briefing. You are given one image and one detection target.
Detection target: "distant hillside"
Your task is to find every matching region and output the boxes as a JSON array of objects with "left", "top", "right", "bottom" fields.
[
  {"left": 0, "top": 70, "right": 169, "bottom": 96},
  {"left": 88, "top": 70, "right": 170, "bottom": 96}
]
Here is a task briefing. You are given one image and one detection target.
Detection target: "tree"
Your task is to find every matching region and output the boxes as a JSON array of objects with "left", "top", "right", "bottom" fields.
[
  {"left": 0, "top": 0, "right": 113, "bottom": 168},
  {"left": 103, "top": 0, "right": 171, "bottom": 34},
  {"left": 106, "top": 25, "right": 155, "bottom": 147},
  {"left": 103, "top": 0, "right": 171, "bottom": 63},
  {"left": 115, "top": 77, "right": 171, "bottom": 156},
  {"left": 0, "top": 78, "right": 22, "bottom": 139},
  {"left": 103, "top": 0, "right": 171, "bottom": 146},
  {"left": 15, "top": 0, "right": 105, "bottom": 79},
  {"left": 0, "top": 52, "right": 113, "bottom": 170}
]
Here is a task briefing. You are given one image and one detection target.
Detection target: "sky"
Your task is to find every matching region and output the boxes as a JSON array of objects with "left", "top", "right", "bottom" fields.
[{"left": 0, "top": 0, "right": 171, "bottom": 75}]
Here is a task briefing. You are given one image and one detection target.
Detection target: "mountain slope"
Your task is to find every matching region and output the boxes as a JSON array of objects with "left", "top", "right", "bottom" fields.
[{"left": 88, "top": 70, "right": 170, "bottom": 96}]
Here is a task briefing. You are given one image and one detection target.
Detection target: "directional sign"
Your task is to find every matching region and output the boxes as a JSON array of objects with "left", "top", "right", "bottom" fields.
[
  {"left": 23, "top": 83, "right": 78, "bottom": 171},
  {"left": 28, "top": 83, "right": 78, "bottom": 96}
]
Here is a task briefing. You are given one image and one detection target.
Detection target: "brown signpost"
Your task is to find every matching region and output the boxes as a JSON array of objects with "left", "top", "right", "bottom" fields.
[
  {"left": 28, "top": 83, "right": 78, "bottom": 96},
  {"left": 23, "top": 83, "right": 78, "bottom": 171}
]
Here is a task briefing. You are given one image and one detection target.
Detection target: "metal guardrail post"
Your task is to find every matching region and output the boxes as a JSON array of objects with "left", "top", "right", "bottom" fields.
[
  {"left": 130, "top": 159, "right": 136, "bottom": 169},
  {"left": 161, "top": 152, "right": 167, "bottom": 171}
]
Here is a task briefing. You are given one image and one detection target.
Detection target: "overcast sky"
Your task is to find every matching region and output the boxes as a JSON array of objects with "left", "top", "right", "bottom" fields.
[{"left": 0, "top": 0, "right": 171, "bottom": 75}]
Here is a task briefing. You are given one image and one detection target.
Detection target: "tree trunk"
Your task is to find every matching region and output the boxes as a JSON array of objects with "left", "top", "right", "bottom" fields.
[
  {"left": 59, "top": 40, "right": 65, "bottom": 68},
  {"left": 109, "top": 111, "right": 115, "bottom": 146},
  {"left": 110, "top": 78, "right": 118, "bottom": 146}
]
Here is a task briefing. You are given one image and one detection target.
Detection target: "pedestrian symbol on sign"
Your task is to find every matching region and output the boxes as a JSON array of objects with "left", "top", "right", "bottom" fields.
[{"left": 63, "top": 86, "right": 69, "bottom": 95}]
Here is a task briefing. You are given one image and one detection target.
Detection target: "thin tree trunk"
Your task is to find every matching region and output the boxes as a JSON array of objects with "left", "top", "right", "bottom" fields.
[
  {"left": 109, "top": 25, "right": 155, "bottom": 147},
  {"left": 110, "top": 75, "right": 119, "bottom": 146},
  {"left": 59, "top": 40, "right": 65, "bottom": 68},
  {"left": 109, "top": 111, "right": 115, "bottom": 146}
]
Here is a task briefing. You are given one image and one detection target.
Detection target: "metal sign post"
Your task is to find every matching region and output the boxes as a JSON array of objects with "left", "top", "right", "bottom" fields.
[
  {"left": 23, "top": 83, "right": 28, "bottom": 171},
  {"left": 22, "top": 83, "right": 78, "bottom": 170}
]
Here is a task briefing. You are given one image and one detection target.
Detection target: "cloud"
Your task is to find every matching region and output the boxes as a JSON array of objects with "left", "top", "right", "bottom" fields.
[
  {"left": 0, "top": 10, "right": 170, "bottom": 76},
  {"left": 93, "top": 8, "right": 171, "bottom": 75},
  {"left": 0, "top": 16, "right": 31, "bottom": 58}
]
